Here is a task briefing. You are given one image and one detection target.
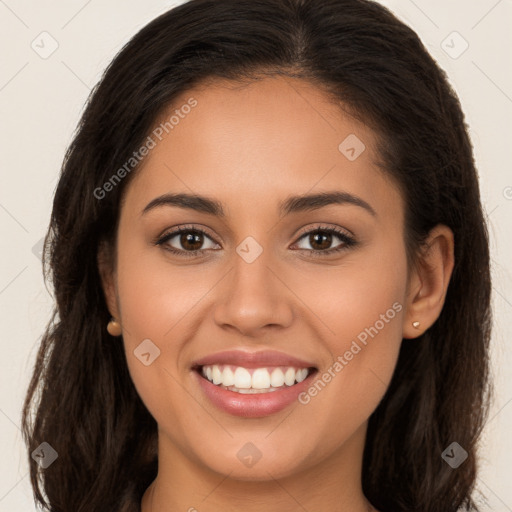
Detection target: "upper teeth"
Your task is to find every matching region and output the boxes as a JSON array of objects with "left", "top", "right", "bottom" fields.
[{"left": 201, "top": 364, "right": 309, "bottom": 389}]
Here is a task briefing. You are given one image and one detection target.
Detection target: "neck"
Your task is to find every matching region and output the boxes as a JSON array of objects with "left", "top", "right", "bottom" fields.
[{"left": 141, "top": 422, "right": 378, "bottom": 512}]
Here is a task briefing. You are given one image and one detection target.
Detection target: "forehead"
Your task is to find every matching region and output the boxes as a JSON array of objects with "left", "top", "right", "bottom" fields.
[{"left": 122, "top": 76, "right": 402, "bottom": 222}]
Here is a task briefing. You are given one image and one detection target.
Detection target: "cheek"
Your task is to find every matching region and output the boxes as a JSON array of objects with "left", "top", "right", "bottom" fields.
[
  {"left": 301, "top": 249, "right": 406, "bottom": 433},
  {"left": 289, "top": 232, "right": 407, "bottom": 348},
  {"left": 115, "top": 235, "right": 215, "bottom": 342},
  {"left": 113, "top": 237, "right": 205, "bottom": 421}
]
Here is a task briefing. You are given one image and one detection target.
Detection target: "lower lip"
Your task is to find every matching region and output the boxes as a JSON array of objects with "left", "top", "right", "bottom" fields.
[{"left": 193, "top": 368, "right": 317, "bottom": 418}]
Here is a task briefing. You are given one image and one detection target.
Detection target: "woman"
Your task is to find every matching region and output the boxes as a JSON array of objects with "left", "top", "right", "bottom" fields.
[{"left": 22, "top": 0, "right": 492, "bottom": 511}]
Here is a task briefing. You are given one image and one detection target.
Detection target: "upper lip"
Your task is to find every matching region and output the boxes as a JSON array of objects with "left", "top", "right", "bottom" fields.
[{"left": 191, "top": 349, "right": 317, "bottom": 369}]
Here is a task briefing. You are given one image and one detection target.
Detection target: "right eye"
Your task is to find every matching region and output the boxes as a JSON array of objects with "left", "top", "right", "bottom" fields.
[{"left": 156, "top": 225, "right": 220, "bottom": 256}]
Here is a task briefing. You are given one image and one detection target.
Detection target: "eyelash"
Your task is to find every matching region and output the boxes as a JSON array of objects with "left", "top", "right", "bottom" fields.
[{"left": 154, "top": 224, "right": 357, "bottom": 258}]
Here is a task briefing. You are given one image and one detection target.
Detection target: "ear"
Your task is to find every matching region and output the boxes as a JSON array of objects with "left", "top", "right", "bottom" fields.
[
  {"left": 402, "top": 224, "right": 455, "bottom": 339},
  {"left": 97, "top": 240, "right": 120, "bottom": 320}
]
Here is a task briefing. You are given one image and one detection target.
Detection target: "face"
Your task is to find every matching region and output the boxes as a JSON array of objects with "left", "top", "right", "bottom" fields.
[{"left": 104, "top": 76, "right": 411, "bottom": 482}]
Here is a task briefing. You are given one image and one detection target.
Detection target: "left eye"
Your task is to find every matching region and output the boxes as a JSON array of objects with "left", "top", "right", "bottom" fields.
[{"left": 293, "top": 228, "right": 355, "bottom": 253}]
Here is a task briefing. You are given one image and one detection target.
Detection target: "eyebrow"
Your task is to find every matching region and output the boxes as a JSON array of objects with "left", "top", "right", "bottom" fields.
[{"left": 141, "top": 191, "right": 377, "bottom": 218}]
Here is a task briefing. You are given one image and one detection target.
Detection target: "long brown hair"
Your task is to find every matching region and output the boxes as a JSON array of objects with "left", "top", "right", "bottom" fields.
[{"left": 22, "top": 1, "right": 492, "bottom": 511}]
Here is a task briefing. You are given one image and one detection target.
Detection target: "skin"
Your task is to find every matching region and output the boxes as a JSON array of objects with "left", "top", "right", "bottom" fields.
[{"left": 99, "top": 75, "right": 454, "bottom": 512}]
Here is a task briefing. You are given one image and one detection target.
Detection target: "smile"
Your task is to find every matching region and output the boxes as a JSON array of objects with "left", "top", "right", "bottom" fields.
[{"left": 199, "top": 364, "right": 314, "bottom": 393}]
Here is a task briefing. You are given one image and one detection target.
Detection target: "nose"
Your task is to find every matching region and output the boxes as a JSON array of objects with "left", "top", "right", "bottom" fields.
[{"left": 213, "top": 247, "right": 294, "bottom": 338}]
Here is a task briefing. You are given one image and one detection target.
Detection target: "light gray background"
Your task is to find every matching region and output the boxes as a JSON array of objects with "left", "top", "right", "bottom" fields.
[{"left": 0, "top": 0, "right": 511, "bottom": 510}]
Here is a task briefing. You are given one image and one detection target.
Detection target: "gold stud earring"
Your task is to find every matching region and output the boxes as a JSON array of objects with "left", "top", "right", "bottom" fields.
[
  {"left": 107, "top": 318, "right": 122, "bottom": 336},
  {"left": 412, "top": 321, "right": 420, "bottom": 329}
]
